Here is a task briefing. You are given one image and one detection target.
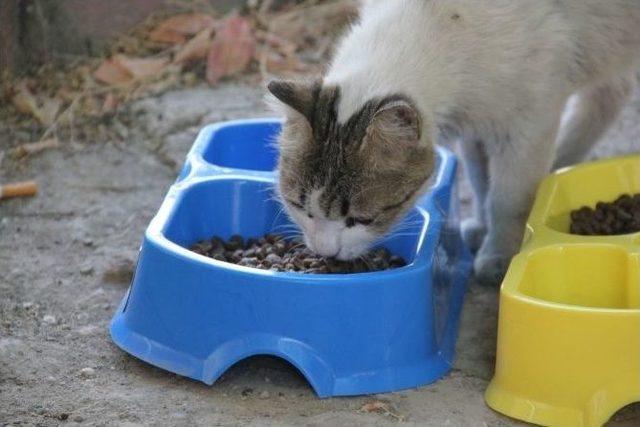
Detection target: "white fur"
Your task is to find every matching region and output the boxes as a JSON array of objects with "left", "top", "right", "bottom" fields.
[
  {"left": 288, "top": 190, "right": 376, "bottom": 260},
  {"left": 324, "top": 0, "right": 640, "bottom": 283}
]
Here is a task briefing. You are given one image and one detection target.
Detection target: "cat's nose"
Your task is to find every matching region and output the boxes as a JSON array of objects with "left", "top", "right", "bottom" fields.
[
  {"left": 308, "top": 234, "right": 340, "bottom": 257},
  {"left": 303, "top": 219, "right": 340, "bottom": 257}
]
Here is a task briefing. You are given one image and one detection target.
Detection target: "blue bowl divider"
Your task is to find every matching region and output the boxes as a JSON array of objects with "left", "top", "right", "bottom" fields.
[{"left": 110, "top": 118, "right": 472, "bottom": 397}]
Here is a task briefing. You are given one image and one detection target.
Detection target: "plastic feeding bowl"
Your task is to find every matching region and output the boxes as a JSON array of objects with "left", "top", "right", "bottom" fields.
[
  {"left": 110, "top": 118, "right": 472, "bottom": 397},
  {"left": 485, "top": 154, "right": 640, "bottom": 427}
]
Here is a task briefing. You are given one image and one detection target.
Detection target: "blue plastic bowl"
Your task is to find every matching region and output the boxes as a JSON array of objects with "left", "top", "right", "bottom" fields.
[{"left": 110, "top": 118, "right": 472, "bottom": 397}]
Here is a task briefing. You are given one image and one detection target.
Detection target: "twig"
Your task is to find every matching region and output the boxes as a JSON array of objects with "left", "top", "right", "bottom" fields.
[{"left": 12, "top": 138, "right": 60, "bottom": 158}]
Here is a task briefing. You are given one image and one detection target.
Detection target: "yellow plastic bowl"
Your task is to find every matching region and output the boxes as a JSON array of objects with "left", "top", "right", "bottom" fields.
[{"left": 485, "top": 154, "right": 640, "bottom": 427}]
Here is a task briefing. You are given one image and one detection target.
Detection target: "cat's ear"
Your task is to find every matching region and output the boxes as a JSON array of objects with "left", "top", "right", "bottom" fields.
[
  {"left": 367, "top": 98, "right": 421, "bottom": 145},
  {"left": 361, "top": 98, "right": 423, "bottom": 170},
  {"left": 267, "top": 80, "right": 316, "bottom": 121}
]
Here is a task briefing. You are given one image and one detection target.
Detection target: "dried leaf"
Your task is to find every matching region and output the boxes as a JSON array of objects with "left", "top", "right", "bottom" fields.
[
  {"left": 256, "top": 30, "right": 297, "bottom": 57},
  {"left": 259, "top": 49, "right": 306, "bottom": 73},
  {"left": 102, "top": 93, "right": 119, "bottom": 114},
  {"left": 12, "top": 138, "right": 60, "bottom": 159},
  {"left": 11, "top": 83, "right": 39, "bottom": 116},
  {"left": 93, "top": 58, "right": 131, "bottom": 85},
  {"left": 359, "top": 400, "right": 405, "bottom": 421},
  {"left": 269, "top": 0, "right": 357, "bottom": 43},
  {"left": 114, "top": 55, "right": 169, "bottom": 79},
  {"left": 11, "top": 82, "right": 62, "bottom": 126},
  {"left": 39, "top": 97, "right": 62, "bottom": 126},
  {"left": 149, "top": 28, "right": 186, "bottom": 45},
  {"left": 206, "top": 16, "right": 255, "bottom": 85},
  {"left": 150, "top": 13, "right": 216, "bottom": 44},
  {"left": 82, "top": 96, "right": 102, "bottom": 116},
  {"left": 94, "top": 55, "right": 169, "bottom": 86},
  {"left": 136, "top": 65, "right": 182, "bottom": 96},
  {"left": 55, "top": 87, "right": 77, "bottom": 103},
  {"left": 360, "top": 401, "right": 389, "bottom": 413},
  {"left": 174, "top": 26, "right": 215, "bottom": 64}
]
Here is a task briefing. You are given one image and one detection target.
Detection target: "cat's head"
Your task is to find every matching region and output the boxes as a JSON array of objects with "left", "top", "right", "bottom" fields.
[{"left": 267, "top": 79, "right": 435, "bottom": 260}]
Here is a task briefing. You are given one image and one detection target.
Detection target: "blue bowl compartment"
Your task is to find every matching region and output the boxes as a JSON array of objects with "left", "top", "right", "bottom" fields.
[
  {"left": 111, "top": 120, "right": 472, "bottom": 397},
  {"left": 179, "top": 119, "right": 281, "bottom": 180},
  {"left": 201, "top": 121, "right": 280, "bottom": 172},
  {"left": 163, "top": 178, "right": 290, "bottom": 248}
]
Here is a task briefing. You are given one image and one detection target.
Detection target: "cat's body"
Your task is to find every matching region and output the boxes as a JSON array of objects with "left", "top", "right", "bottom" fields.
[{"left": 269, "top": 0, "right": 640, "bottom": 284}]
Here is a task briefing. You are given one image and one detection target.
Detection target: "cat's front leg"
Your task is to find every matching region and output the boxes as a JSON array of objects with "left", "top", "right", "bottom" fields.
[
  {"left": 475, "top": 125, "right": 558, "bottom": 286},
  {"left": 459, "top": 138, "right": 489, "bottom": 253}
]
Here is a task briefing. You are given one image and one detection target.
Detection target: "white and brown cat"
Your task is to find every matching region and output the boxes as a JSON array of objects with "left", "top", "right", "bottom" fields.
[{"left": 267, "top": 0, "right": 640, "bottom": 284}]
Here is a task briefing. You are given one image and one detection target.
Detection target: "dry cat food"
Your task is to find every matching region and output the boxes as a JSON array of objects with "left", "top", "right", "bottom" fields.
[
  {"left": 569, "top": 193, "right": 640, "bottom": 235},
  {"left": 189, "top": 233, "right": 406, "bottom": 273}
]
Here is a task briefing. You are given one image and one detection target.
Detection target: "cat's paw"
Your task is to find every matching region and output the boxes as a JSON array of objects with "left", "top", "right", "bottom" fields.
[
  {"left": 473, "top": 251, "right": 510, "bottom": 286},
  {"left": 461, "top": 218, "right": 487, "bottom": 253}
]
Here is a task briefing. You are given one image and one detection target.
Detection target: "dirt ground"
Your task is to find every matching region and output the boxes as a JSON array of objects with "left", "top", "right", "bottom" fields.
[{"left": 1, "top": 84, "right": 640, "bottom": 427}]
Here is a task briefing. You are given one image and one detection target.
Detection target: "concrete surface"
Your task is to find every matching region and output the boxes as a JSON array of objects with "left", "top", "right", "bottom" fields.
[{"left": 1, "top": 84, "right": 639, "bottom": 426}]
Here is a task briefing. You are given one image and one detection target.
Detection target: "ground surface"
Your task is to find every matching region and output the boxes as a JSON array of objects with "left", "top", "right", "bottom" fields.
[{"left": 1, "top": 84, "right": 640, "bottom": 426}]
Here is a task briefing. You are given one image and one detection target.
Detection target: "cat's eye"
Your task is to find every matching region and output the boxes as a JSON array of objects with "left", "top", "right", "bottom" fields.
[
  {"left": 286, "top": 198, "right": 313, "bottom": 218},
  {"left": 345, "top": 217, "right": 374, "bottom": 228},
  {"left": 287, "top": 199, "right": 304, "bottom": 209}
]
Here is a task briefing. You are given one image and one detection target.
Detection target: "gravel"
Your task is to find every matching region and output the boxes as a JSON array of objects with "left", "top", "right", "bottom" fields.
[
  {"left": 42, "top": 315, "right": 57, "bottom": 324},
  {"left": 79, "top": 367, "right": 96, "bottom": 379}
]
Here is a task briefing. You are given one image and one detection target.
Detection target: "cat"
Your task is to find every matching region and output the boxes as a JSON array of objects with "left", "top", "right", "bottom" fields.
[{"left": 267, "top": 0, "right": 640, "bottom": 285}]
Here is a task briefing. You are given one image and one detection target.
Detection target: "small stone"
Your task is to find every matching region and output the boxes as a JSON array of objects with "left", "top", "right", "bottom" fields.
[
  {"left": 103, "top": 259, "right": 134, "bottom": 284},
  {"left": 43, "top": 315, "right": 57, "bottom": 324},
  {"left": 79, "top": 367, "right": 96, "bottom": 378},
  {"left": 73, "top": 415, "right": 84, "bottom": 422},
  {"left": 83, "top": 238, "right": 94, "bottom": 247},
  {"left": 80, "top": 265, "right": 94, "bottom": 275},
  {"left": 259, "top": 390, "right": 270, "bottom": 399},
  {"left": 22, "top": 302, "right": 34, "bottom": 309},
  {"left": 58, "top": 413, "right": 69, "bottom": 421}
]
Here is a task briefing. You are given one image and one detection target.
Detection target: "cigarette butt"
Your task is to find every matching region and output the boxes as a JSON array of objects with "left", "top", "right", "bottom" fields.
[{"left": 0, "top": 180, "right": 38, "bottom": 199}]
